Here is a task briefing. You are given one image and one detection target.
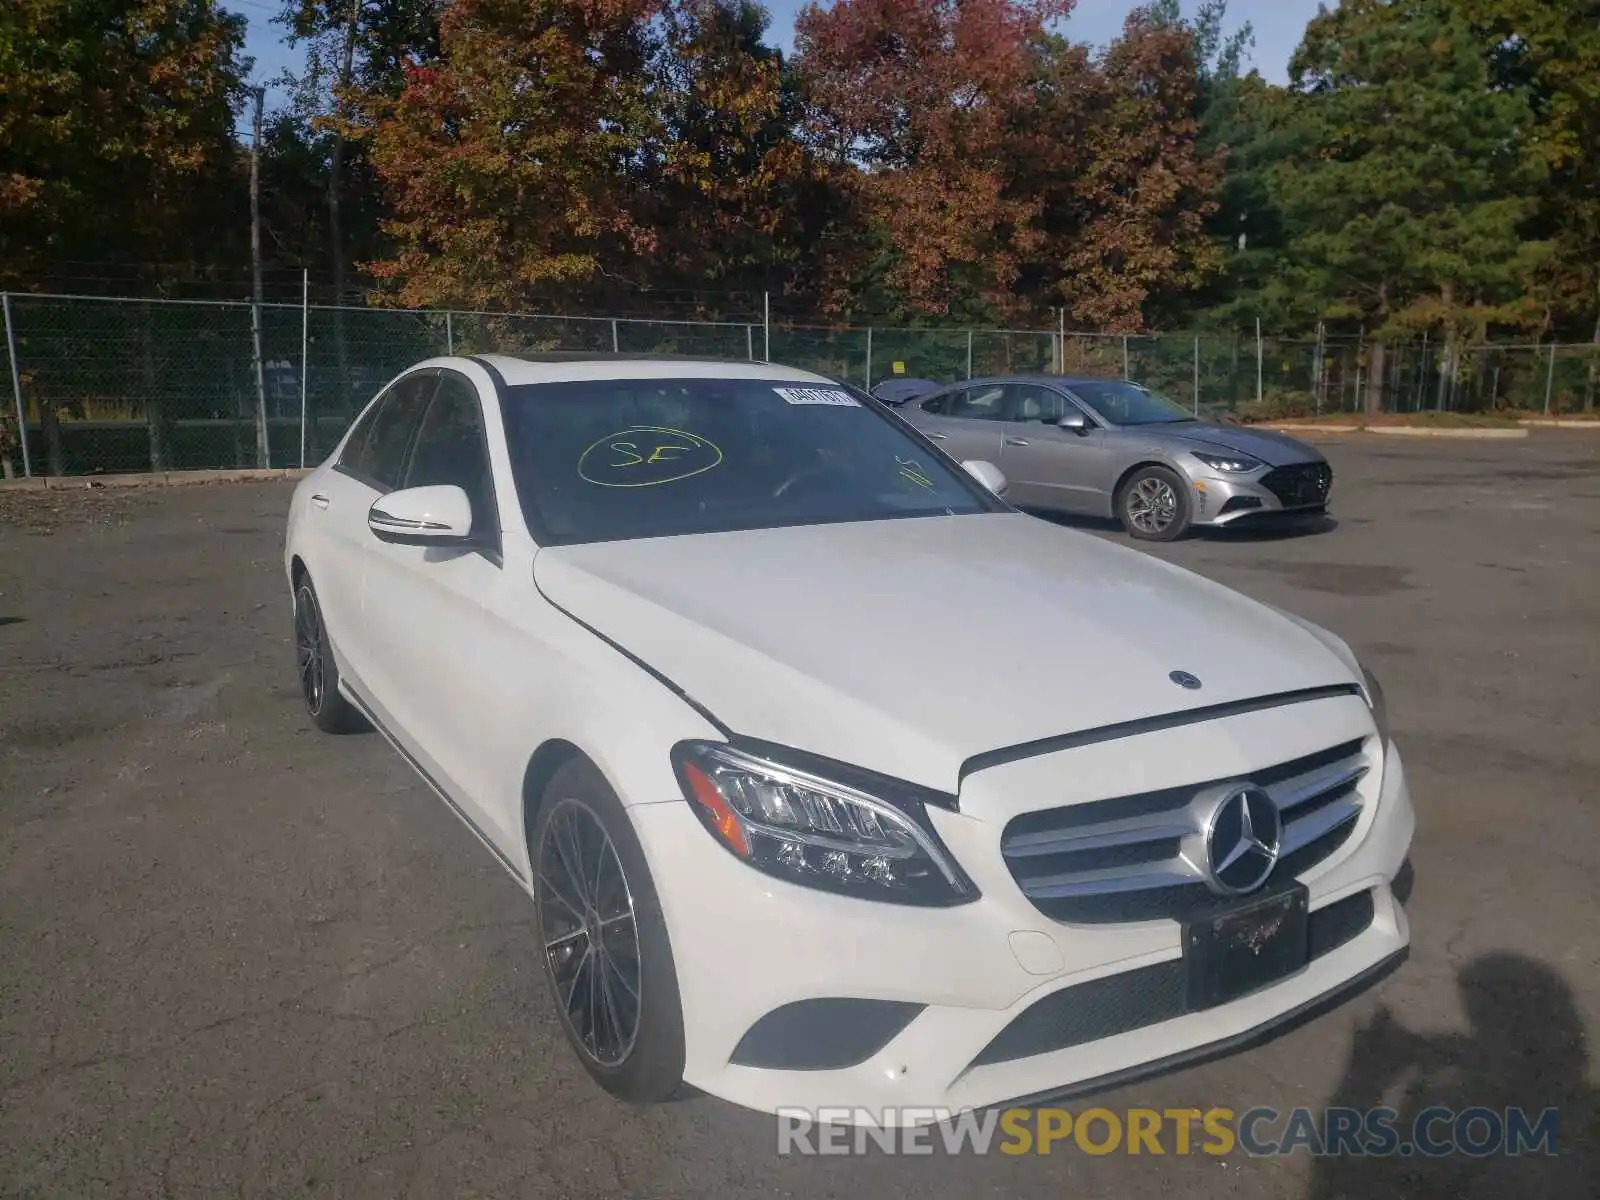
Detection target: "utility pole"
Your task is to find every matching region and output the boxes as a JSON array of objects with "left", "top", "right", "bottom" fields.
[{"left": 249, "top": 85, "right": 270, "bottom": 468}]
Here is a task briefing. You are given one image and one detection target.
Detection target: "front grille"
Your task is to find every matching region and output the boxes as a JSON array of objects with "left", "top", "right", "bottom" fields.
[
  {"left": 1002, "top": 740, "right": 1370, "bottom": 924},
  {"left": 968, "top": 888, "right": 1377, "bottom": 1067},
  {"left": 1261, "top": 462, "right": 1333, "bottom": 508}
]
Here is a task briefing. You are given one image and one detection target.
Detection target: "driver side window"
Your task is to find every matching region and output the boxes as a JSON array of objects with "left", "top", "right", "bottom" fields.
[
  {"left": 1004, "top": 385, "right": 1063, "bottom": 423},
  {"left": 405, "top": 372, "right": 499, "bottom": 541}
]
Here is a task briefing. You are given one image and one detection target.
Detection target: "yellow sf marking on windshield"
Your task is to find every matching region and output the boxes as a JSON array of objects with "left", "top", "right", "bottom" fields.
[{"left": 578, "top": 426, "right": 724, "bottom": 488}]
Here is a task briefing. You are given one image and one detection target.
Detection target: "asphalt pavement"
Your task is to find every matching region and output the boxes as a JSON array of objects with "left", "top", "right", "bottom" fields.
[{"left": 1, "top": 432, "right": 1596, "bottom": 1197}]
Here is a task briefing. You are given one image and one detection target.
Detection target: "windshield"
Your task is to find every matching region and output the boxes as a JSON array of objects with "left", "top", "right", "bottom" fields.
[
  {"left": 500, "top": 377, "right": 1001, "bottom": 544},
  {"left": 1069, "top": 380, "right": 1195, "bottom": 426}
]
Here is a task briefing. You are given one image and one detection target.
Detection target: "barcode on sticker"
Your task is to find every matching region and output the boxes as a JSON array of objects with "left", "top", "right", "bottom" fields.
[{"left": 773, "top": 386, "right": 858, "bottom": 407}]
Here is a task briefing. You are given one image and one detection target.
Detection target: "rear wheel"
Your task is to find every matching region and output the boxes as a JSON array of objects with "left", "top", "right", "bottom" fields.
[
  {"left": 533, "top": 758, "right": 685, "bottom": 1102},
  {"left": 1117, "top": 465, "right": 1193, "bottom": 541},
  {"left": 293, "top": 578, "right": 364, "bottom": 733}
]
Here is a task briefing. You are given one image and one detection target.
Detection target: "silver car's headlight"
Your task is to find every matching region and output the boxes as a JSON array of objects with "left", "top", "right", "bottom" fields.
[
  {"left": 671, "top": 741, "right": 977, "bottom": 906},
  {"left": 1192, "top": 450, "right": 1264, "bottom": 473},
  {"left": 1361, "top": 665, "right": 1391, "bottom": 746}
]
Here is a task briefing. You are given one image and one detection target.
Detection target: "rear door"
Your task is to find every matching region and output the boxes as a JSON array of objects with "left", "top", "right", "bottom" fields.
[
  {"left": 306, "top": 374, "right": 436, "bottom": 692},
  {"left": 915, "top": 384, "right": 1006, "bottom": 463}
]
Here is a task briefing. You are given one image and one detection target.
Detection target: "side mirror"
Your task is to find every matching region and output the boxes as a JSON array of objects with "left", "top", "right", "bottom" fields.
[
  {"left": 368, "top": 484, "right": 475, "bottom": 546},
  {"left": 961, "top": 459, "right": 1009, "bottom": 498},
  {"left": 1057, "top": 410, "right": 1091, "bottom": 435}
]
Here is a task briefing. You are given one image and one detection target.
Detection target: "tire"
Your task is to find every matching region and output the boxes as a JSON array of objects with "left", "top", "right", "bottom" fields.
[
  {"left": 293, "top": 577, "right": 364, "bottom": 733},
  {"left": 1117, "top": 465, "right": 1193, "bottom": 541},
  {"left": 532, "top": 758, "right": 685, "bottom": 1103}
]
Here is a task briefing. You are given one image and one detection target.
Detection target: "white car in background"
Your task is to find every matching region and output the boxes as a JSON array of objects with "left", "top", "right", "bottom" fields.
[{"left": 284, "top": 354, "right": 1414, "bottom": 1121}]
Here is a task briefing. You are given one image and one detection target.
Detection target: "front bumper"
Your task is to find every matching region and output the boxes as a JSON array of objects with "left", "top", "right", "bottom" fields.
[
  {"left": 630, "top": 732, "right": 1415, "bottom": 1123},
  {"left": 1187, "top": 463, "right": 1332, "bottom": 526}
]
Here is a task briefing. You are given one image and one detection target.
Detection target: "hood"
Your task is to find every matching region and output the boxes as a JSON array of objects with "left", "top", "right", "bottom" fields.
[
  {"left": 1136, "top": 422, "right": 1324, "bottom": 467},
  {"left": 533, "top": 513, "right": 1357, "bottom": 794}
]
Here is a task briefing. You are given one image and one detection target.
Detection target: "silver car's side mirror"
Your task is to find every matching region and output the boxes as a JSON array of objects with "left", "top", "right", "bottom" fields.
[
  {"left": 961, "top": 460, "right": 1009, "bottom": 498},
  {"left": 1057, "top": 410, "right": 1091, "bottom": 435},
  {"left": 368, "top": 484, "right": 476, "bottom": 546}
]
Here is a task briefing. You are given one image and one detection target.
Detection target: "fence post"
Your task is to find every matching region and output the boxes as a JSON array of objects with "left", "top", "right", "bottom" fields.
[
  {"left": 2, "top": 293, "right": 31, "bottom": 477},
  {"left": 1192, "top": 335, "right": 1200, "bottom": 415},
  {"left": 1057, "top": 308, "right": 1065, "bottom": 374},
  {"left": 300, "top": 270, "right": 310, "bottom": 469},
  {"left": 248, "top": 86, "right": 270, "bottom": 469},
  {"left": 1255, "top": 317, "right": 1264, "bottom": 406},
  {"left": 966, "top": 329, "right": 973, "bottom": 380},
  {"left": 762, "top": 292, "right": 770, "bottom": 363},
  {"left": 746, "top": 324, "right": 754, "bottom": 361},
  {"left": 1121, "top": 335, "right": 1129, "bottom": 380},
  {"left": 1314, "top": 321, "right": 1326, "bottom": 416},
  {"left": 610, "top": 318, "right": 619, "bottom": 354},
  {"left": 1544, "top": 342, "right": 1557, "bottom": 415},
  {"left": 445, "top": 309, "right": 455, "bottom": 355},
  {"left": 864, "top": 326, "right": 873, "bottom": 389}
]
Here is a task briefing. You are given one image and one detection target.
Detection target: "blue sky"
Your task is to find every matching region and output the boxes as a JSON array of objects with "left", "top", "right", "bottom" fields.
[{"left": 238, "top": 0, "right": 1325, "bottom": 96}]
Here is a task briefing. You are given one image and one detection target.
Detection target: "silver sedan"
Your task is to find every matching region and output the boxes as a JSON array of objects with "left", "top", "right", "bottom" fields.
[{"left": 892, "top": 376, "right": 1333, "bottom": 540}]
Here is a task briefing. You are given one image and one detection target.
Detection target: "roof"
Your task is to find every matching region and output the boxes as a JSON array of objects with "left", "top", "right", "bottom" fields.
[
  {"left": 467, "top": 353, "right": 836, "bottom": 388},
  {"left": 961, "top": 374, "right": 1124, "bottom": 388}
]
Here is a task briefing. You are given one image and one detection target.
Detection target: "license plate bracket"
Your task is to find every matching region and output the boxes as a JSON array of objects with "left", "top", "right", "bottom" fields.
[{"left": 1184, "top": 884, "right": 1309, "bottom": 1011}]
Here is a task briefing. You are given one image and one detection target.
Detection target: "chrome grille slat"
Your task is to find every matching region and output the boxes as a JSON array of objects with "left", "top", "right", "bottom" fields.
[
  {"left": 1268, "top": 755, "right": 1367, "bottom": 812},
  {"left": 1003, "top": 814, "right": 1194, "bottom": 857},
  {"left": 1024, "top": 860, "right": 1202, "bottom": 899},
  {"left": 1002, "top": 738, "right": 1370, "bottom": 923},
  {"left": 1281, "top": 797, "right": 1361, "bottom": 855}
]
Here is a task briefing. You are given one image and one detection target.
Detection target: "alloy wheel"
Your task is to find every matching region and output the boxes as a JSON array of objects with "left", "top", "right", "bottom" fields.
[
  {"left": 1126, "top": 476, "right": 1178, "bottom": 534},
  {"left": 294, "top": 586, "right": 325, "bottom": 714},
  {"left": 538, "top": 798, "right": 642, "bottom": 1067}
]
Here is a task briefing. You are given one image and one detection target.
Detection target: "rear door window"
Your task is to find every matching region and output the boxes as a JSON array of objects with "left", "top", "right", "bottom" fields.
[{"left": 340, "top": 374, "right": 437, "bottom": 490}]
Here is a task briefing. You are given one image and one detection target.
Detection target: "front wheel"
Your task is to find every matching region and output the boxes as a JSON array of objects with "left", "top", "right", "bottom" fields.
[
  {"left": 1117, "top": 465, "right": 1193, "bottom": 541},
  {"left": 532, "top": 758, "right": 685, "bottom": 1102}
]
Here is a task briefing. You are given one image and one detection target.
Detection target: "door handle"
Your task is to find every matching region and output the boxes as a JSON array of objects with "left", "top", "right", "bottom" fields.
[
  {"left": 1006, "top": 437, "right": 1031, "bottom": 447},
  {"left": 926, "top": 432, "right": 947, "bottom": 441},
  {"left": 310, "top": 493, "right": 330, "bottom": 509}
]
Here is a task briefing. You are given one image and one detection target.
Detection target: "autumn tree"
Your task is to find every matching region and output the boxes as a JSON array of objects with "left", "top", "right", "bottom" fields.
[
  {"left": 0, "top": 0, "right": 248, "bottom": 287},
  {"left": 273, "top": 1, "right": 444, "bottom": 298},
  {"left": 793, "top": 0, "right": 1073, "bottom": 320},
  {"left": 634, "top": 0, "right": 833, "bottom": 305},
  {"left": 1024, "top": 8, "right": 1225, "bottom": 331}
]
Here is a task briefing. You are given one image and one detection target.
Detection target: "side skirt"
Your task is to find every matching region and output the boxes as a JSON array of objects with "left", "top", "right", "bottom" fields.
[{"left": 340, "top": 681, "right": 534, "bottom": 899}]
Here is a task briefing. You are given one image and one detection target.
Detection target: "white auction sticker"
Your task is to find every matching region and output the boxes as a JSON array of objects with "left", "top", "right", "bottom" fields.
[{"left": 773, "top": 386, "right": 859, "bottom": 407}]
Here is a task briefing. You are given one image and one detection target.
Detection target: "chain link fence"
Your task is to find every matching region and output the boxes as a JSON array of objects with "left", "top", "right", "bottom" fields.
[{"left": 1, "top": 292, "right": 1595, "bottom": 477}]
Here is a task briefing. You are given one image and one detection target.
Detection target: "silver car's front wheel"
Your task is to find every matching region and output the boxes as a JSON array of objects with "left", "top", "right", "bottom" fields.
[{"left": 1118, "top": 466, "right": 1192, "bottom": 541}]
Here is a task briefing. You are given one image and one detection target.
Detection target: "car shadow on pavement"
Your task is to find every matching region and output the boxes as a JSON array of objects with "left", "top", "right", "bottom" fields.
[
  {"left": 1306, "top": 951, "right": 1595, "bottom": 1200},
  {"left": 1019, "top": 509, "right": 1338, "bottom": 542}
]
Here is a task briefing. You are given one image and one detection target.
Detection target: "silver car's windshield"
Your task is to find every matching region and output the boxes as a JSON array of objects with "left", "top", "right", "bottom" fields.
[{"left": 1070, "top": 381, "right": 1196, "bottom": 426}]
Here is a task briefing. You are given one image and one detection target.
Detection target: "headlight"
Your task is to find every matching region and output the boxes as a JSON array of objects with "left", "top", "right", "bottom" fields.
[
  {"left": 1361, "top": 665, "right": 1391, "bottom": 746},
  {"left": 1192, "top": 450, "right": 1264, "bottom": 473},
  {"left": 671, "top": 741, "right": 977, "bottom": 906}
]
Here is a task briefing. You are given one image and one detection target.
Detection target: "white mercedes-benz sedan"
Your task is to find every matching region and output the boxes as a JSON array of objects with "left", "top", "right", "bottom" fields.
[{"left": 284, "top": 354, "right": 1414, "bottom": 1121}]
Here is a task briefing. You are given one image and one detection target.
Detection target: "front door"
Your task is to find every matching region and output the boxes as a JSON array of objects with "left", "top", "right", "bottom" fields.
[
  {"left": 311, "top": 373, "right": 437, "bottom": 693},
  {"left": 997, "top": 385, "right": 1116, "bottom": 515},
  {"left": 358, "top": 369, "right": 512, "bottom": 846}
]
